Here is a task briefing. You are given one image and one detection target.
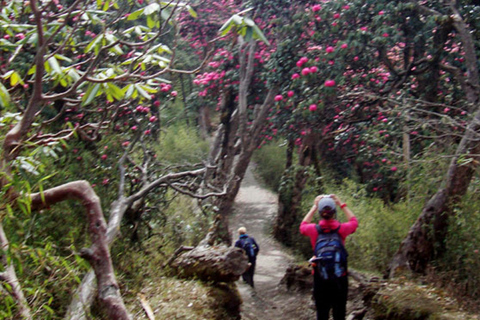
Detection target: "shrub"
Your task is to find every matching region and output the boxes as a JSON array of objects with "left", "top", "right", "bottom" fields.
[
  {"left": 252, "top": 140, "right": 287, "bottom": 192},
  {"left": 155, "top": 124, "right": 209, "bottom": 165}
]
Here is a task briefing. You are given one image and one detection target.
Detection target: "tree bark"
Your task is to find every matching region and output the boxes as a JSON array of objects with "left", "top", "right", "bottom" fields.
[
  {"left": 28, "top": 181, "right": 131, "bottom": 320},
  {"left": 199, "top": 39, "right": 278, "bottom": 246},
  {"left": 274, "top": 133, "right": 316, "bottom": 246},
  {"left": 389, "top": 2, "right": 480, "bottom": 276}
]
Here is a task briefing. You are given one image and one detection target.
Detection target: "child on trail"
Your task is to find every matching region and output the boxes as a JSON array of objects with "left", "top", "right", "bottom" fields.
[
  {"left": 300, "top": 194, "right": 358, "bottom": 320},
  {"left": 234, "top": 227, "right": 259, "bottom": 288}
]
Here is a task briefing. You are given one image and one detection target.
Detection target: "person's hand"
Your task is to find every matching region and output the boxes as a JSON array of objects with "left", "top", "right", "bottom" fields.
[
  {"left": 330, "top": 194, "right": 342, "bottom": 206},
  {"left": 314, "top": 195, "right": 324, "bottom": 207}
]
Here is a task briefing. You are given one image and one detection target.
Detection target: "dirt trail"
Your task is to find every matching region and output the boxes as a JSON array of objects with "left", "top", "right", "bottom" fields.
[{"left": 229, "top": 165, "right": 314, "bottom": 320}]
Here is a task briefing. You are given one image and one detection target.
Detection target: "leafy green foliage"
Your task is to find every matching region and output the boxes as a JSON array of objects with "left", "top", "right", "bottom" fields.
[
  {"left": 155, "top": 124, "right": 209, "bottom": 165},
  {"left": 252, "top": 140, "right": 287, "bottom": 192},
  {"left": 434, "top": 191, "right": 480, "bottom": 305}
]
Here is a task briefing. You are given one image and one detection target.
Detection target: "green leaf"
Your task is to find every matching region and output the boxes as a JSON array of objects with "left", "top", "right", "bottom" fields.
[
  {"left": 54, "top": 54, "right": 73, "bottom": 63},
  {"left": 124, "top": 84, "right": 134, "bottom": 98},
  {"left": 135, "top": 84, "right": 152, "bottom": 99},
  {"left": 82, "top": 83, "right": 101, "bottom": 106},
  {"left": 144, "top": 3, "right": 160, "bottom": 15},
  {"left": 102, "top": 0, "right": 110, "bottom": 11},
  {"left": 219, "top": 16, "right": 235, "bottom": 36},
  {"left": 244, "top": 17, "right": 255, "bottom": 27},
  {"left": 47, "top": 56, "right": 62, "bottom": 75},
  {"left": 10, "top": 71, "right": 23, "bottom": 86},
  {"left": 127, "top": 8, "right": 144, "bottom": 21},
  {"left": 42, "top": 305, "right": 54, "bottom": 315},
  {"left": 252, "top": 25, "right": 270, "bottom": 45},
  {"left": 106, "top": 83, "right": 124, "bottom": 100},
  {"left": 232, "top": 14, "right": 243, "bottom": 25},
  {"left": 0, "top": 83, "right": 11, "bottom": 108},
  {"left": 2, "top": 70, "right": 14, "bottom": 79},
  {"left": 187, "top": 5, "right": 197, "bottom": 18},
  {"left": 67, "top": 68, "right": 81, "bottom": 82},
  {"left": 147, "top": 15, "right": 155, "bottom": 29},
  {"left": 85, "top": 34, "right": 104, "bottom": 53},
  {"left": 245, "top": 26, "right": 253, "bottom": 42}
]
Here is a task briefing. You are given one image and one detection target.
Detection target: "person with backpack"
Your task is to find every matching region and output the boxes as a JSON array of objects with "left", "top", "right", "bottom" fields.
[
  {"left": 234, "top": 227, "right": 259, "bottom": 288},
  {"left": 300, "top": 194, "right": 358, "bottom": 320}
]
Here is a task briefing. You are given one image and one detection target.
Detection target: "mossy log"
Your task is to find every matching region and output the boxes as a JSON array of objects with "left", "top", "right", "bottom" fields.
[{"left": 171, "top": 245, "right": 248, "bottom": 282}]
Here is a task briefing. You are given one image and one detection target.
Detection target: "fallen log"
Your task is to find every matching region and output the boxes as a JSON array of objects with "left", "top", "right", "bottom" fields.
[{"left": 170, "top": 245, "right": 248, "bottom": 282}]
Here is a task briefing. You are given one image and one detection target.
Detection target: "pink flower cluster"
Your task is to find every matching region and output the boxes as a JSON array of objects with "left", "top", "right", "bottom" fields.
[
  {"left": 135, "top": 105, "right": 151, "bottom": 113},
  {"left": 193, "top": 71, "right": 226, "bottom": 86},
  {"left": 159, "top": 83, "right": 172, "bottom": 92}
]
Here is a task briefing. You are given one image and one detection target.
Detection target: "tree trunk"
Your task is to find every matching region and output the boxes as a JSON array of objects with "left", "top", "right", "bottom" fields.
[
  {"left": 200, "top": 38, "right": 278, "bottom": 246},
  {"left": 28, "top": 181, "right": 131, "bottom": 320},
  {"left": 389, "top": 4, "right": 480, "bottom": 277},
  {"left": 274, "top": 132, "right": 317, "bottom": 246}
]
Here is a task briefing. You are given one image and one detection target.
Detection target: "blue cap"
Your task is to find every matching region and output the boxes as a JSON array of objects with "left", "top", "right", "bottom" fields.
[{"left": 317, "top": 197, "right": 336, "bottom": 214}]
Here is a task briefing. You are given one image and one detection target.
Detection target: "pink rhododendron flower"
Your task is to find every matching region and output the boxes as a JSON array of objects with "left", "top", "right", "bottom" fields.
[
  {"left": 341, "top": 43, "right": 348, "bottom": 49},
  {"left": 324, "top": 80, "right": 336, "bottom": 87},
  {"left": 292, "top": 73, "right": 300, "bottom": 79},
  {"left": 274, "top": 95, "right": 283, "bottom": 101},
  {"left": 312, "top": 4, "right": 321, "bottom": 12},
  {"left": 326, "top": 46, "right": 335, "bottom": 53},
  {"left": 287, "top": 90, "right": 294, "bottom": 97},
  {"left": 301, "top": 68, "right": 311, "bottom": 76},
  {"left": 310, "top": 66, "right": 318, "bottom": 73},
  {"left": 391, "top": 166, "right": 398, "bottom": 171},
  {"left": 309, "top": 104, "right": 317, "bottom": 111}
]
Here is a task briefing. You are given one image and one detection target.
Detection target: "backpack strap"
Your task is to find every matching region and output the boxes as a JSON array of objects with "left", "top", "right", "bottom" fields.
[{"left": 316, "top": 224, "right": 340, "bottom": 235}]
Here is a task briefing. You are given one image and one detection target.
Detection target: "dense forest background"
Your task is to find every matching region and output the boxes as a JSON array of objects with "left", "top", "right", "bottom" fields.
[{"left": 1, "top": 0, "right": 480, "bottom": 318}]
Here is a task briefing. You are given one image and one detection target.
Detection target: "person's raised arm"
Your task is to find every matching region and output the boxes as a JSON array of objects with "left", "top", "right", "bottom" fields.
[
  {"left": 302, "top": 195, "right": 324, "bottom": 223},
  {"left": 330, "top": 194, "right": 355, "bottom": 220}
]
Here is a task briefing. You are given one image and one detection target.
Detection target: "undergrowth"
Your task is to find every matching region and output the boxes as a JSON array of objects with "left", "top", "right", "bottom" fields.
[{"left": 253, "top": 139, "right": 480, "bottom": 310}]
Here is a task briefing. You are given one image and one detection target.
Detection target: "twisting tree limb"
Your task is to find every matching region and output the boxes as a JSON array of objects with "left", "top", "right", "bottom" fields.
[{"left": 28, "top": 181, "right": 131, "bottom": 320}]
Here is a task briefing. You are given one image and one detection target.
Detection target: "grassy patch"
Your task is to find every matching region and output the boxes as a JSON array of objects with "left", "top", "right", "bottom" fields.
[{"left": 126, "top": 278, "right": 241, "bottom": 320}]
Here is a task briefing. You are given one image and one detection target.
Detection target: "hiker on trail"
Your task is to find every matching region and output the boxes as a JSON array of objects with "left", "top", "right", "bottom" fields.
[
  {"left": 234, "top": 227, "right": 259, "bottom": 288},
  {"left": 300, "top": 194, "right": 358, "bottom": 320}
]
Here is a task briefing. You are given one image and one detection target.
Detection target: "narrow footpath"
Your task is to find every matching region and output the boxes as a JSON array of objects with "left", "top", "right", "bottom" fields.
[{"left": 229, "top": 165, "right": 315, "bottom": 320}]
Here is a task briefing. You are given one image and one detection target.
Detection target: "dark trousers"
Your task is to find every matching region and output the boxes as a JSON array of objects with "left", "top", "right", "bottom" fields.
[
  {"left": 313, "top": 270, "right": 348, "bottom": 320},
  {"left": 242, "top": 261, "right": 256, "bottom": 287}
]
